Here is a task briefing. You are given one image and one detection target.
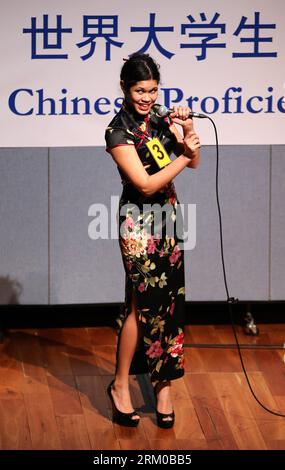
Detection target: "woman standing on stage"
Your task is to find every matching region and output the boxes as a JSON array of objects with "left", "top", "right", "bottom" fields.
[{"left": 105, "top": 53, "right": 201, "bottom": 428}]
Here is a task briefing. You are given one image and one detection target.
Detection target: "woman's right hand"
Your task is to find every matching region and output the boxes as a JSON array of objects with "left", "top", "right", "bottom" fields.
[{"left": 170, "top": 105, "right": 193, "bottom": 133}]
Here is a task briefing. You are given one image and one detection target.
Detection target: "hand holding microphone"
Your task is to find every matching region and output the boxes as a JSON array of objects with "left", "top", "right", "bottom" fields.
[
  {"left": 152, "top": 103, "right": 202, "bottom": 162},
  {"left": 152, "top": 103, "right": 206, "bottom": 137},
  {"left": 169, "top": 105, "right": 194, "bottom": 132}
]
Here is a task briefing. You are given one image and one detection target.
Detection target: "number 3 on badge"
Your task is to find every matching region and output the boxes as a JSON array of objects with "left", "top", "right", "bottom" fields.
[{"left": 146, "top": 138, "right": 172, "bottom": 169}]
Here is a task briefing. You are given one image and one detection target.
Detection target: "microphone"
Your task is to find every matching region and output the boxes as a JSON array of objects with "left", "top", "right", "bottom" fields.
[{"left": 152, "top": 103, "right": 207, "bottom": 119}]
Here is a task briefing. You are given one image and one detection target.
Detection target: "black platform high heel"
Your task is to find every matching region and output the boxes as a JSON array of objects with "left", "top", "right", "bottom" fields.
[
  {"left": 154, "top": 382, "right": 175, "bottom": 429},
  {"left": 156, "top": 409, "right": 175, "bottom": 429},
  {"left": 107, "top": 380, "right": 140, "bottom": 427}
]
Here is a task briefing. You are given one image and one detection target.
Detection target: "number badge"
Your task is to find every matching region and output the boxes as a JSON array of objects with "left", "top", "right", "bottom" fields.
[{"left": 146, "top": 137, "right": 172, "bottom": 169}]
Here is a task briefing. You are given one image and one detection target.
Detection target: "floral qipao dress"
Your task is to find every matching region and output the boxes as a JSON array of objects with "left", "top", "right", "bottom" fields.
[{"left": 105, "top": 106, "right": 185, "bottom": 382}]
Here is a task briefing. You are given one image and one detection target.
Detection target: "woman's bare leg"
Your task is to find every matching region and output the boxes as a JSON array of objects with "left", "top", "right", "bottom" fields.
[
  {"left": 154, "top": 380, "right": 174, "bottom": 421},
  {"left": 111, "top": 293, "right": 140, "bottom": 417}
]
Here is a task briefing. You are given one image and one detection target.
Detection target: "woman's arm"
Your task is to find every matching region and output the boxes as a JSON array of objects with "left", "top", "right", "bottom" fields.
[
  {"left": 168, "top": 106, "right": 201, "bottom": 169},
  {"left": 170, "top": 123, "right": 200, "bottom": 169},
  {"left": 109, "top": 145, "right": 191, "bottom": 197}
]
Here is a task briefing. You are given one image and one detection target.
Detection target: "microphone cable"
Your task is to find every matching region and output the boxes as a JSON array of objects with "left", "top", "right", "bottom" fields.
[{"left": 206, "top": 115, "right": 285, "bottom": 418}]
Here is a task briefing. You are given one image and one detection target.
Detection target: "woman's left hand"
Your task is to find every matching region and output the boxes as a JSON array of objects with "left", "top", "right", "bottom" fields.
[{"left": 184, "top": 131, "right": 201, "bottom": 157}]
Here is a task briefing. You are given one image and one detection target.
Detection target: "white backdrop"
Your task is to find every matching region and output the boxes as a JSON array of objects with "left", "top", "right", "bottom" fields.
[{"left": 1, "top": 0, "right": 284, "bottom": 146}]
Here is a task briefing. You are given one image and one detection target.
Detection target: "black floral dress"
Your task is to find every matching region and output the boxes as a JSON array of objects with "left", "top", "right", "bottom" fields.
[{"left": 105, "top": 105, "right": 185, "bottom": 382}]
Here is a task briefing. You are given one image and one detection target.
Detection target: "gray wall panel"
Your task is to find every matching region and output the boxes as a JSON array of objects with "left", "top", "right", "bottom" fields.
[
  {"left": 50, "top": 146, "right": 125, "bottom": 303},
  {"left": 175, "top": 146, "right": 270, "bottom": 301},
  {"left": 175, "top": 146, "right": 226, "bottom": 300},
  {"left": 0, "top": 144, "right": 284, "bottom": 304},
  {"left": 0, "top": 148, "right": 48, "bottom": 304},
  {"left": 271, "top": 145, "right": 285, "bottom": 300}
]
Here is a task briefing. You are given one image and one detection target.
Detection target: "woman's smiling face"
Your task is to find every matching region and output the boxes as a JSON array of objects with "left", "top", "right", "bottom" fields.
[{"left": 125, "top": 79, "right": 158, "bottom": 116}]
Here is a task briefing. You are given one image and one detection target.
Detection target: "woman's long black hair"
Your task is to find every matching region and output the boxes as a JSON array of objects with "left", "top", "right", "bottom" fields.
[{"left": 120, "top": 53, "right": 160, "bottom": 91}]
